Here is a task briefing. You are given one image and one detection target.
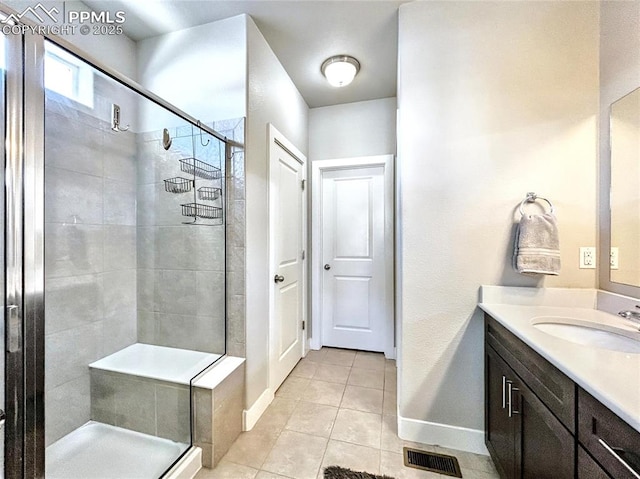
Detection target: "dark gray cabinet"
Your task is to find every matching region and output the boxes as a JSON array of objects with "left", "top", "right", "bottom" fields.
[
  {"left": 578, "top": 388, "right": 640, "bottom": 479},
  {"left": 485, "top": 312, "right": 640, "bottom": 479},
  {"left": 485, "top": 339, "right": 573, "bottom": 479}
]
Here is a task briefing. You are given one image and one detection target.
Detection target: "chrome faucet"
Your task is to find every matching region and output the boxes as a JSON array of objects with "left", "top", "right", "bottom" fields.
[{"left": 618, "top": 309, "right": 640, "bottom": 323}]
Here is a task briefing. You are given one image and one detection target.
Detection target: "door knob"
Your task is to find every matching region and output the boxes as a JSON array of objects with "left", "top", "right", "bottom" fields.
[
  {"left": 274, "top": 274, "right": 285, "bottom": 283},
  {"left": 324, "top": 264, "right": 331, "bottom": 270}
]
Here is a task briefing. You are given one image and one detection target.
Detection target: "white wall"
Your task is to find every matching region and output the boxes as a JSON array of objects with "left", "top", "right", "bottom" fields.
[
  {"left": 309, "top": 98, "right": 396, "bottom": 160},
  {"left": 137, "top": 14, "right": 247, "bottom": 130},
  {"left": 397, "top": 1, "right": 598, "bottom": 451},
  {"left": 245, "top": 15, "right": 309, "bottom": 415}
]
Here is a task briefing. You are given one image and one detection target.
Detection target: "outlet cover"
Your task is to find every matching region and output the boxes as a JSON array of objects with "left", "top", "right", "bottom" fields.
[
  {"left": 579, "top": 247, "right": 596, "bottom": 269},
  {"left": 610, "top": 247, "right": 619, "bottom": 270}
]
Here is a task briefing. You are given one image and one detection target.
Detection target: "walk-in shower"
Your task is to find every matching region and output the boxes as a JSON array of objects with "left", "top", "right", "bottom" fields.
[{"left": 0, "top": 13, "right": 242, "bottom": 478}]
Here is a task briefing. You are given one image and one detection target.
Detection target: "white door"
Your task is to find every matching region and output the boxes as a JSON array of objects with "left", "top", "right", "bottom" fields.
[
  {"left": 314, "top": 156, "right": 393, "bottom": 354},
  {"left": 269, "top": 125, "right": 306, "bottom": 392}
]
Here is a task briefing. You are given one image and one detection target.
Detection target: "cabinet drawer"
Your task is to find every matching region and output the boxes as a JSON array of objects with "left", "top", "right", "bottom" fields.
[
  {"left": 485, "top": 314, "right": 575, "bottom": 432},
  {"left": 578, "top": 445, "right": 611, "bottom": 479},
  {"left": 578, "top": 388, "right": 640, "bottom": 479}
]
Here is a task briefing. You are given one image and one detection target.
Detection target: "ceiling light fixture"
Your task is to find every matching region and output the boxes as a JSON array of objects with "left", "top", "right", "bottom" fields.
[{"left": 321, "top": 55, "right": 360, "bottom": 88}]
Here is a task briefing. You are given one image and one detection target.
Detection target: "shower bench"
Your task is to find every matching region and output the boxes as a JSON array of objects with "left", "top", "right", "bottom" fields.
[{"left": 89, "top": 343, "right": 244, "bottom": 468}]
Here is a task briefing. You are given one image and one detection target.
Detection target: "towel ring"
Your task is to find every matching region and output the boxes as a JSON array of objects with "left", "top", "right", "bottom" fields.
[{"left": 519, "top": 192, "right": 554, "bottom": 216}]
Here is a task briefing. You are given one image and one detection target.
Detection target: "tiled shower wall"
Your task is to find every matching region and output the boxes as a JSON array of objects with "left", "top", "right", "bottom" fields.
[
  {"left": 136, "top": 124, "right": 228, "bottom": 354},
  {"left": 44, "top": 83, "right": 138, "bottom": 446},
  {"left": 135, "top": 117, "right": 245, "bottom": 356},
  {"left": 213, "top": 118, "right": 245, "bottom": 358}
]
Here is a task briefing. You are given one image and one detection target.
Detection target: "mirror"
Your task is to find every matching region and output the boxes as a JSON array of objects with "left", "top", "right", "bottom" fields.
[{"left": 610, "top": 86, "right": 640, "bottom": 286}]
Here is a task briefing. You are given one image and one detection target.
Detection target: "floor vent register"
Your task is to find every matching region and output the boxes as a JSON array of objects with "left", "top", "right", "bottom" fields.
[{"left": 403, "top": 447, "right": 463, "bottom": 477}]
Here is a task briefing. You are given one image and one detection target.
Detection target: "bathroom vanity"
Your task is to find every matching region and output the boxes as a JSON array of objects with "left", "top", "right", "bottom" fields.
[{"left": 480, "top": 286, "right": 640, "bottom": 479}]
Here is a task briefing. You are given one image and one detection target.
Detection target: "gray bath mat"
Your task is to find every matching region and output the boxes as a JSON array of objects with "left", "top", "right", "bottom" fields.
[{"left": 323, "top": 466, "right": 395, "bottom": 479}]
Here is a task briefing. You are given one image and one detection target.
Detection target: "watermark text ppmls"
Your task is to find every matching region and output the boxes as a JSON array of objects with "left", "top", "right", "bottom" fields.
[{"left": 1, "top": 2, "right": 126, "bottom": 36}]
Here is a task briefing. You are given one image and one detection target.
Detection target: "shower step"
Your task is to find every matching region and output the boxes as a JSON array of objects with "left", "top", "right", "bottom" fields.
[{"left": 46, "top": 421, "right": 188, "bottom": 479}]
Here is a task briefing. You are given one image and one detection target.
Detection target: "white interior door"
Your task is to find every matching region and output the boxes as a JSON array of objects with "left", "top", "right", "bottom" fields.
[
  {"left": 269, "top": 125, "right": 306, "bottom": 392},
  {"left": 316, "top": 157, "right": 393, "bottom": 354}
]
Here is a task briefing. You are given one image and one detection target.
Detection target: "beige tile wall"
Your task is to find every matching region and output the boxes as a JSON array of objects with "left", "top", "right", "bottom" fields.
[
  {"left": 44, "top": 82, "right": 138, "bottom": 446},
  {"left": 194, "top": 361, "right": 245, "bottom": 468},
  {"left": 90, "top": 369, "right": 190, "bottom": 443}
]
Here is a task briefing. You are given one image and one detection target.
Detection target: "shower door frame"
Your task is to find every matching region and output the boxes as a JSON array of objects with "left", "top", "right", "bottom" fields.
[{"left": 4, "top": 27, "right": 46, "bottom": 479}]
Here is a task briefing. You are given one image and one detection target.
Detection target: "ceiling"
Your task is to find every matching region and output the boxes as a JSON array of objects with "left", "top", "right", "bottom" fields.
[{"left": 83, "top": 0, "right": 408, "bottom": 108}]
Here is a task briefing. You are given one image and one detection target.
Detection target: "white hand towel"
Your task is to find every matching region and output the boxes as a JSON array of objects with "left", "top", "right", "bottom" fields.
[{"left": 514, "top": 213, "right": 561, "bottom": 275}]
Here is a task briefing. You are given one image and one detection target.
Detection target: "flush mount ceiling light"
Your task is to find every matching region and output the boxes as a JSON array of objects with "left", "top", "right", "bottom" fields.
[{"left": 321, "top": 55, "right": 361, "bottom": 87}]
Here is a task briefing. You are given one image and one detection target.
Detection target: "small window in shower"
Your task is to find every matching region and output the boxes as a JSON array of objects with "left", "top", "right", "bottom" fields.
[{"left": 44, "top": 43, "right": 93, "bottom": 108}]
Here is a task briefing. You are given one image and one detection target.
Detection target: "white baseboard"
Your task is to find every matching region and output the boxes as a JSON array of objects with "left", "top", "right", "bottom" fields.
[
  {"left": 398, "top": 414, "right": 488, "bottom": 456},
  {"left": 163, "top": 447, "right": 202, "bottom": 479},
  {"left": 243, "top": 388, "right": 274, "bottom": 431},
  {"left": 309, "top": 335, "right": 321, "bottom": 351}
]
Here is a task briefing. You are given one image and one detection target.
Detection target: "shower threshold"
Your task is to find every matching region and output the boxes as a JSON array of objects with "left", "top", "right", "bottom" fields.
[{"left": 46, "top": 421, "right": 189, "bottom": 479}]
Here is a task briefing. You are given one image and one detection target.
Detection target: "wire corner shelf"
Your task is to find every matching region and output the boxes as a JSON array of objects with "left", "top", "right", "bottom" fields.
[
  {"left": 179, "top": 157, "right": 221, "bottom": 180},
  {"left": 163, "top": 176, "right": 193, "bottom": 194},
  {"left": 197, "top": 186, "right": 222, "bottom": 201},
  {"left": 162, "top": 124, "right": 224, "bottom": 225},
  {"left": 181, "top": 202, "right": 223, "bottom": 220}
]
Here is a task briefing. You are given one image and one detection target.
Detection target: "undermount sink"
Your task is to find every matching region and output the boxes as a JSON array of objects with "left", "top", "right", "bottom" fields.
[{"left": 531, "top": 316, "right": 640, "bottom": 354}]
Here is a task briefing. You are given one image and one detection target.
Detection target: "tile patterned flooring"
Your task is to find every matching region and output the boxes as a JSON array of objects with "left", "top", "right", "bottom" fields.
[{"left": 196, "top": 348, "right": 500, "bottom": 479}]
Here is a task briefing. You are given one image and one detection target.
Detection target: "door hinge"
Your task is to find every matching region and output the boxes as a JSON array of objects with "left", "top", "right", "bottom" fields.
[
  {"left": 301, "top": 250, "right": 305, "bottom": 260},
  {"left": 301, "top": 179, "right": 306, "bottom": 191},
  {"left": 302, "top": 321, "right": 305, "bottom": 330}
]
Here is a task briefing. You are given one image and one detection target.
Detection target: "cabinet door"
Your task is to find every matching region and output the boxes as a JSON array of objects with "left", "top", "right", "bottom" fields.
[
  {"left": 486, "top": 346, "right": 516, "bottom": 479},
  {"left": 515, "top": 378, "right": 575, "bottom": 479},
  {"left": 578, "top": 445, "right": 612, "bottom": 479}
]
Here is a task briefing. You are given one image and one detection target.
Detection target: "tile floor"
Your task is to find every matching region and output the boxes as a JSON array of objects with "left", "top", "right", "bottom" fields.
[{"left": 195, "top": 348, "right": 500, "bottom": 479}]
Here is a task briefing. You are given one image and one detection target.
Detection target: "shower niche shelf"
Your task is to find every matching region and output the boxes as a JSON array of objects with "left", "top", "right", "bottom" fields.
[
  {"left": 198, "top": 186, "right": 222, "bottom": 201},
  {"left": 164, "top": 177, "right": 193, "bottom": 194},
  {"left": 181, "top": 202, "right": 223, "bottom": 220},
  {"left": 179, "top": 157, "right": 221, "bottom": 180}
]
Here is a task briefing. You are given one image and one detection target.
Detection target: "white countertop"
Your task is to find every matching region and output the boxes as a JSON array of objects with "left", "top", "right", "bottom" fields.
[{"left": 479, "top": 286, "right": 640, "bottom": 433}]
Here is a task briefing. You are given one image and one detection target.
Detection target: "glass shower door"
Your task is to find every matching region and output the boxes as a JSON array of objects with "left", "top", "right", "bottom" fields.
[
  {"left": 0, "top": 29, "right": 6, "bottom": 479},
  {"left": 43, "top": 37, "right": 226, "bottom": 479}
]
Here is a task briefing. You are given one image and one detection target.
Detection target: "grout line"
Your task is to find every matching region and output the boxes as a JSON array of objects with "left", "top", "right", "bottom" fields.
[
  {"left": 257, "top": 387, "right": 303, "bottom": 472},
  {"left": 378, "top": 429, "right": 383, "bottom": 476},
  {"left": 153, "top": 383, "right": 158, "bottom": 437},
  {"left": 316, "top": 363, "right": 349, "bottom": 478},
  {"left": 378, "top": 403, "right": 383, "bottom": 457}
]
